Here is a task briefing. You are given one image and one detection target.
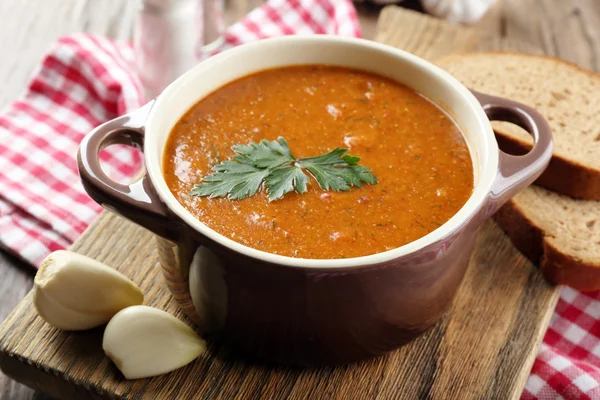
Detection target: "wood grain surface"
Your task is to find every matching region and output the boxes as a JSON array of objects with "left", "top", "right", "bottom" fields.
[
  {"left": 0, "top": 217, "right": 558, "bottom": 400},
  {"left": 0, "top": 6, "right": 563, "bottom": 399}
]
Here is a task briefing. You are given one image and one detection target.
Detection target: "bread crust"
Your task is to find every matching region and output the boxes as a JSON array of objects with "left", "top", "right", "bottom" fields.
[
  {"left": 541, "top": 241, "right": 600, "bottom": 292},
  {"left": 495, "top": 134, "right": 600, "bottom": 200},
  {"left": 439, "top": 51, "right": 600, "bottom": 80},
  {"left": 437, "top": 51, "right": 600, "bottom": 200},
  {"left": 493, "top": 199, "right": 544, "bottom": 264},
  {"left": 494, "top": 197, "right": 600, "bottom": 291}
]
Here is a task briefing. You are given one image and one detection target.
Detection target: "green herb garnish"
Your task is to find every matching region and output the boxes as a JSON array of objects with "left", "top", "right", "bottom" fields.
[{"left": 190, "top": 137, "right": 377, "bottom": 201}]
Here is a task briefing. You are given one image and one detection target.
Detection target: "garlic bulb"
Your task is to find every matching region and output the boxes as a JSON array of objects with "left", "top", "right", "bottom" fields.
[
  {"left": 33, "top": 250, "right": 143, "bottom": 331},
  {"left": 421, "top": 0, "right": 495, "bottom": 24},
  {"left": 365, "top": 0, "right": 399, "bottom": 4},
  {"left": 102, "top": 306, "right": 206, "bottom": 379}
]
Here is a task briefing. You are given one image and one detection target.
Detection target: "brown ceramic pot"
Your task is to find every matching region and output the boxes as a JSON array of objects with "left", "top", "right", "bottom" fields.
[{"left": 78, "top": 36, "right": 553, "bottom": 365}]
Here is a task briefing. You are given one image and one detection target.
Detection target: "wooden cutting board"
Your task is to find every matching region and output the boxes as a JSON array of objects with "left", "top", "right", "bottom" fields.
[{"left": 0, "top": 7, "right": 560, "bottom": 400}]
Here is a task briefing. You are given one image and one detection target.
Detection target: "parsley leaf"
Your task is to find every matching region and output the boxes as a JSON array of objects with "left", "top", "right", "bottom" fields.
[
  {"left": 189, "top": 161, "right": 270, "bottom": 200},
  {"left": 265, "top": 165, "right": 310, "bottom": 200},
  {"left": 190, "top": 137, "right": 377, "bottom": 201},
  {"left": 299, "top": 149, "right": 377, "bottom": 192},
  {"left": 232, "top": 137, "right": 294, "bottom": 169}
]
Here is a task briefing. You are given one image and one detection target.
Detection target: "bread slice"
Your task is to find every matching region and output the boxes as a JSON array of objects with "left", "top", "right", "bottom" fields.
[
  {"left": 435, "top": 52, "right": 600, "bottom": 290},
  {"left": 436, "top": 52, "right": 600, "bottom": 201},
  {"left": 494, "top": 186, "right": 600, "bottom": 290}
]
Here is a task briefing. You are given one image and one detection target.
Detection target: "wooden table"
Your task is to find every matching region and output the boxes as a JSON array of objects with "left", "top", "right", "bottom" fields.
[{"left": 1, "top": 0, "right": 599, "bottom": 398}]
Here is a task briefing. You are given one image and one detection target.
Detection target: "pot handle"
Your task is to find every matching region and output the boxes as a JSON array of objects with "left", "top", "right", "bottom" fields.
[
  {"left": 77, "top": 101, "right": 180, "bottom": 241},
  {"left": 471, "top": 90, "right": 553, "bottom": 216}
]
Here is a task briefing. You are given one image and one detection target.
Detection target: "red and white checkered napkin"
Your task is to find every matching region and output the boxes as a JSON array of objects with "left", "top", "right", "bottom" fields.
[
  {"left": 523, "top": 287, "right": 600, "bottom": 399},
  {"left": 0, "top": 0, "right": 598, "bottom": 398}
]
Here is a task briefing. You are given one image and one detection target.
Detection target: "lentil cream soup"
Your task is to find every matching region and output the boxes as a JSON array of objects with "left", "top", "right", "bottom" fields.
[{"left": 163, "top": 66, "right": 474, "bottom": 259}]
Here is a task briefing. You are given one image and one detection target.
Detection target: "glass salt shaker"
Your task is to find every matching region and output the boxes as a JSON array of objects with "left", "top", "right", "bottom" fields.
[{"left": 134, "top": 0, "right": 224, "bottom": 99}]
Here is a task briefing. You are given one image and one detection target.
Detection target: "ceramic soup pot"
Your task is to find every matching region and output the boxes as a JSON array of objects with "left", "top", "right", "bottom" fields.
[{"left": 78, "top": 36, "right": 552, "bottom": 366}]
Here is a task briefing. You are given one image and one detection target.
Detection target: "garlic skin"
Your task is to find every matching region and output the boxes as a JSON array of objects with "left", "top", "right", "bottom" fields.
[
  {"left": 102, "top": 306, "right": 206, "bottom": 379},
  {"left": 421, "top": 0, "right": 495, "bottom": 24},
  {"left": 33, "top": 250, "right": 143, "bottom": 331},
  {"left": 365, "top": 0, "right": 398, "bottom": 4}
]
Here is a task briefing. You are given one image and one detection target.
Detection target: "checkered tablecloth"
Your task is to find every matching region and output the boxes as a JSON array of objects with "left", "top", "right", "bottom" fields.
[{"left": 0, "top": 0, "right": 598, "bottom": 398}]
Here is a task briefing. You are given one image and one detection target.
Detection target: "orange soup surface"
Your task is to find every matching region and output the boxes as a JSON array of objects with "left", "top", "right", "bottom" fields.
[{"left": 163, "top": 66, "right": 474, "bottom": 259}]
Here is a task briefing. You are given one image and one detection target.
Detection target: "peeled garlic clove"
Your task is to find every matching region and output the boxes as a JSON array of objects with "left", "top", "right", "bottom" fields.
[
  {"left": 33, "top": 250, "right": 143, "bottom": 330},
  {"left": 102, "top": 305, "right": 206, "bottom": 379}
]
